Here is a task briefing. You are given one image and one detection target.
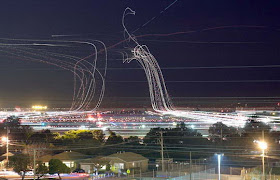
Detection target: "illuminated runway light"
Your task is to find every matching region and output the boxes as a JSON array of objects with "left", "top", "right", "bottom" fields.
[{"left": 32, "top": 105, "right": 48, "bottom": 110}]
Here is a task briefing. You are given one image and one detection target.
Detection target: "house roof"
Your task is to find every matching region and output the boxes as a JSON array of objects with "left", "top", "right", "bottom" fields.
[
  {"left": 40, "top": 151, "right": 88, "bottom": 162},
  {"left": 80, "top": 156, "right": 109, "bottom": 165},
  {"left": 105, "top": 152, "right": 148, "bottom": 162},
  {"left": 40, "top": 155, "right": 53, "bottom": 162},
  {"left": 80, "top": 156, "right": 103, "bottom": 163},
  {"left": 1, "top": 152, "right": 14, "bottom": 157}
]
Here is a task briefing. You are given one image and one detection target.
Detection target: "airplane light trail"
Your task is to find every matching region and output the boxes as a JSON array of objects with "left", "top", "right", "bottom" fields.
[
  {"left": 0, "top": 8, "right": 275, "bottom": 129},
  {"left": 0, "top": 39, "right": 107, "bottom": 111}
]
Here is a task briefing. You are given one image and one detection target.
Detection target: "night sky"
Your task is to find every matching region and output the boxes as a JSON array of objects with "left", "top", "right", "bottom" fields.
[{"left": 0, "top": 0, "right": 280, "bottom": 108}]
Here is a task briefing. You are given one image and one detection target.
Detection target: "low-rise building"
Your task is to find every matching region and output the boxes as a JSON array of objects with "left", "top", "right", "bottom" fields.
[
  {"left": 40, "top": 151, "right": 88, "bottom": 169},
  {"left": 102, "top": 152, "right": 148, "bottom": 172},
  {"left": 79, "top": 156, "right": 108, "bottom": 174},
  {"left": 80, "top": 152, "right": 149, "bottom": 174}
]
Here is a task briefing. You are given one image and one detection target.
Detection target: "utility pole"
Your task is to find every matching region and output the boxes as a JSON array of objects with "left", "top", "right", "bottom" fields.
[
  {"left": 6, "top": 127, "right": 9, "bottom": 166},
  {"left": 189, "top": 151, "right": 192, "bottom": 180},
  {"left": 262, "top": 130, "right": 265, "bottom": 180},
  {"left": 33, "top": 149, "right": 36, "bottom": 180},
  {"left": 160, "top": 131, "right": 164, "bottom": 172},
  {"left": 220, "top": 128, "right": 223, "bottom": 144}
]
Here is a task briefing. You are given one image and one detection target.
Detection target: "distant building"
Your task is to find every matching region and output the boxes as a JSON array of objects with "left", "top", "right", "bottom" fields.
[
  {"left": 80, "top": 152, "right": 149, "bottom": 173},
  {"left": 102, "top": 152, "right": 148, "bottom": 172},
  {"left": 79, "top": 156, "right": 108, "bottom": 174},
  {"left": 40, "top": 151, "right": 88, "bottom": 169},
  {"left": 0, "top": 152, "right": 14, "bottom": 169}
]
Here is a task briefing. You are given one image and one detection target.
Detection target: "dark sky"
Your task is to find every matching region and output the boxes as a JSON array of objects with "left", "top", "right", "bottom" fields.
[{"left": 0, "top": 0, "right": 280, "bottom": 108}]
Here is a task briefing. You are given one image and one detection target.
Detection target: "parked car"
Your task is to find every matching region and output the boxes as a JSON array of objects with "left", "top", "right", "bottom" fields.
[
  {"left": 0, "top": 170, "right": 18, "bottom": 176},
  {"left": 72, "top": 168, "right": 85, "bottom": 173},
  {"left": 19, "top": 170, "right": 34, "bottom": 176}
]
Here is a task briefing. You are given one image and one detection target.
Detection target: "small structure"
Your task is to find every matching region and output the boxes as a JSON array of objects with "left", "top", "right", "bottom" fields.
[
  {"left": 40, "top": 151, "right": 88, "bottom": 169},
  {"left": 0, "top": 152, "right": 14, "bottom": 169},
  {"left": 102, "top": 152, "right": 148, "bottom": 173},
  {"left": 79, "top": 156, "right": 108, "bottom": 174},
  {"left": 79, "top": 152, "right": 149, "bottom": 174}
]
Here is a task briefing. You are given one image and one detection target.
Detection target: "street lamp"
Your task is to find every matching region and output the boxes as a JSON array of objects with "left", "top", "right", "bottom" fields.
[
  {"left": 215, "top": 153, "right": 223, "bottom": 180},
  {"left": 256, "top": 141, "right": 267, "bottom": 180},
  {"left": 1, "top": 136, "right": 9, "bottom": 167},
  {"left": 156, "top": 164, "right": 159, "bottom": 173}
]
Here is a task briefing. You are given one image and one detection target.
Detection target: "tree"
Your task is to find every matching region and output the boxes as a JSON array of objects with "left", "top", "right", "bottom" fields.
[
  {"left": 243, "top": 119, "right": 271, "bottom": 135},
  {"left": 9, "top": 154, "right": 32, "bottom": 180},
  {"left": 144, "top": 123, "right": 206, "bottom": 145},
  {"left": 105, "top": 163, "right": 111, "bottom": 171},
  {"left": 92, "top": 130, "right": 105, "bottom": 143},
  {"left": 143, "top": 123, "right": 210, "bottom": 160},
  {"left": 77, "top": 130, "right": 93, "bottom": 140},
  {"left": 143, "top": 127, "right": 162, "bottom": 145},
  {"left": 53, "top": 130, "right": 103, "bottom": 155},
  {"left": 4, "top": 116, "right": 20, "bottom": 127},
  {"left": 242, "top": 120, "right": 271, "bottom": 147},
  {"left": 0, "top": 117, "right": 34, "bottom": 143},
  {"left": 23, "top": 143, "right": 54, "bottom": 158},
  {"left": 165, "top": 122, "right": 206, "bottom": 145},
  {"left": 126, "top": 136, "right": 140, "bottom": 145},
  {"left": 106, "top": 129, "right": 123, "bottom": 144},
  {"left": 92, "top": 159, "right": 107, "bottom": 174},
  {"left": 29, "top": 130, "right": 55, "bottom": 144},
  {"left": 61, "top": 130, "right": 79, "bottom": 140},
  {"left": 49, "top": 159, "right": 70, "bottom": 180},
  {"left": 35, "top": 161, "right": 48, "bottom": 180},
  {"left": 57, "top": 130, "right": 99, "bottom": 142},
  {"left": 208, "top": 122, "right": 239, "bottom": 142}
]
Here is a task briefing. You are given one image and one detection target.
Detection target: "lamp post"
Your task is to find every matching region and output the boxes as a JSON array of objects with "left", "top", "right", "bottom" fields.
[
  {"left": 216, "top": 154, "right": 223, "bottom": 180},
  {"left": 257, "top": 141, "right": 267, "bottom": 180},
  {"left": 1, "top": 136, "right": 9, "bottom": 167}
]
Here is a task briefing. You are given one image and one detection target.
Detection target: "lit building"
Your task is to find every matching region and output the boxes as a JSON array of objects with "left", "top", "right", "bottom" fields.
[{"left": 40, "top": 151, "right": 88, "bottom": 169}]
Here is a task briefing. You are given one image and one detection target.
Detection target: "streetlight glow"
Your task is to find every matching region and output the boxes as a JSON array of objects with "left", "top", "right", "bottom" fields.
[
  {"left": 255, "top": 140, "right": 268, "bottom": 180},
  {"left": 32, "top": 105, "right": 47, "bottom": 110},
  {"left": 258, "top": 141, "right": 267, "bottom": 150},
  {"left": 1, "top": 136, "right": 9, "bottom": 166},
  {"left": 1, "top": 136, "right": 8, "bottom": 142},
  {"left": 216, "top": 154, "right": 223, "bottom": 180}
]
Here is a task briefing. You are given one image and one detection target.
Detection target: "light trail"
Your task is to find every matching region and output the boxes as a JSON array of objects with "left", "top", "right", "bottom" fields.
[
  {"left": 119, "top": 7, "right": 278, "bottom": 127},
  {"left": 122, "top": 7, "right": 173, "bottom": 112},
  {"left": 0, "top": 38, "right": 107, "bottom": 111},
  {"left": 0, "top": 8, "right": 276, "bottom": 129}
]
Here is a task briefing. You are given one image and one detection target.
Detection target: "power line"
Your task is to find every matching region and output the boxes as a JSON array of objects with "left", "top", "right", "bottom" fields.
[{"left": 107, "top": 80, "right": 280, "bottom": 83}]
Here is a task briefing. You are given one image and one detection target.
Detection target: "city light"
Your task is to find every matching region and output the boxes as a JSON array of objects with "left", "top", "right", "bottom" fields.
[
  {"left": 257, "top": 141, "right": 268, "bottom": 150},
  {"left": 1, "top": 136, "right": 8, "bottom": 142},
  {"left": 255, "top": 140, "right": 268, "bottom": 180},
  {"left": 1, "top": 136, "right": 9, "bottom": 166},
  {"left": 32, "top": 105, "right": 48, "bottom": 110}
]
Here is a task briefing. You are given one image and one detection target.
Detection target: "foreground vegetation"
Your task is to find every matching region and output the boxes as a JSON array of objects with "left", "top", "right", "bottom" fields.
[{"left": 1, "top": 115, "right": 280, "bottom": 178}]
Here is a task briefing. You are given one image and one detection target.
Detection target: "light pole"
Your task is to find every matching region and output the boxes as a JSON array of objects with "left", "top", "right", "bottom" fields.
[
  {"left": 1, "top": 136, "right": 9, "bottom": 167},
  {"left": 257, "top": 141, "right": 267, "bottom": 180},
  {"left": 216, "top": 154, "right": 223, "bottom": 180},
  {"left": 156, "top": 164, "right": 159, "bottom": 172}
]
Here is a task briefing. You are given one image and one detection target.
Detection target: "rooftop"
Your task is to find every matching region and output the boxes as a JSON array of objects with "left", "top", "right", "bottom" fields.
[
  {"left": 40, "top": 151, "right": 88, "bottom": 162},
  {"left": 105, "top": 152, "right": 148, "bottom": 162}
]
